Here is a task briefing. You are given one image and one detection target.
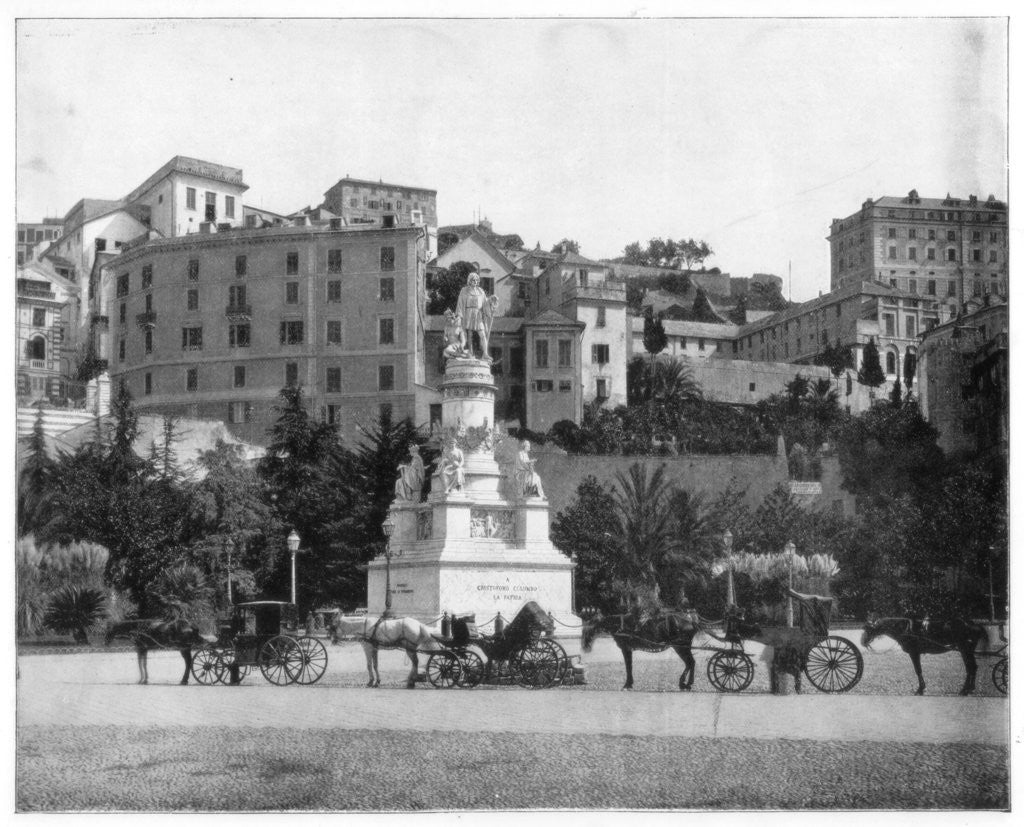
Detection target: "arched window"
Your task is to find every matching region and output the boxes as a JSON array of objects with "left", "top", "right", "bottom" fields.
[
  {"left": 26, "top": 336, "right": 45, "bottom": 361},
  {"left": 885, "top": 351, "right": 897, "bottom": 375}
]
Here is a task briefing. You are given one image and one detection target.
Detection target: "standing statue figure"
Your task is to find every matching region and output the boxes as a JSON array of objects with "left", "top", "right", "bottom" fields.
[
  {"left": 442, "top": 308, "right": 468, "bottom": 360},
  {"left": 394, "top": 444, "right": 425, "bottom": 502},
  {"left": 456, "top": 272, "right": 498, "bottom": 360},
  {"left": 513, "top": 439, "right": 545, "bottom": 499},
  {"left": 440, "top": 436, "right": 466, "bottom": 494}
]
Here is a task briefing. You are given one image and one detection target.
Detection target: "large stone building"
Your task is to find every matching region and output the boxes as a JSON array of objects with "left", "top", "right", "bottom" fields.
[
  {"left": 320, "top": 176, "right": 437, "bottom": 258},
  {"left": 16, "top": 218, "right": 63, "bottom": 266},
  {"left": 16, "top": 259, "right": 79, "bottom": 405},
  {"left": 827, "top": 190, "right": 1008, "bottom": 302}
]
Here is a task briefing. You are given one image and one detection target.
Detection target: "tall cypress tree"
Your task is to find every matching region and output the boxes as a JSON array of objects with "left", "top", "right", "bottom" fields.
[
  {"left": 18, "top": 406, "right": 54, "bottom": 537},
  {"left": 857, "top": 338, "right": 886, "bottom": 392}
]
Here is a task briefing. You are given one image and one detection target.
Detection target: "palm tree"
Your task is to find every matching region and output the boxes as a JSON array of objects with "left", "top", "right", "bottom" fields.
[
  {"left": 147, "top": 563, "right": 214, "bottom": 625},
  {"left": 44, "top": 585, "right": 107, "bottom": 643}
]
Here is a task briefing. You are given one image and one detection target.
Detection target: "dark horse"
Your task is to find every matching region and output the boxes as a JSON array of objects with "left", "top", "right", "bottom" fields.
[
  {"left": 861, "top": 616, "right": 987, "bottom": 696},
  {"left": 581, "top": 609, "right": 702, "bottom": 691},
  {"left": 105, "top": 618, "right": 210, "bottom": 685}
]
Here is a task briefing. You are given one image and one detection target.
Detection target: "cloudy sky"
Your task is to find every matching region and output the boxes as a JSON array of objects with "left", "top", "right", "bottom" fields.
[{"left": 15, "top": 15, "right": 1008, "bottom": 301}]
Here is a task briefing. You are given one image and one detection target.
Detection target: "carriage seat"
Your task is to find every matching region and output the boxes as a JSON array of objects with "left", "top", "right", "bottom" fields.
[{"left": 451, "top": 613, "right": 477, "bottom": 646}]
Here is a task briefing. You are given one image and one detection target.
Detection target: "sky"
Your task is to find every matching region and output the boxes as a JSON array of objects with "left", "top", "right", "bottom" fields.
[{"left": 14, "top": 15, "right": 1009, "bottom": 302}]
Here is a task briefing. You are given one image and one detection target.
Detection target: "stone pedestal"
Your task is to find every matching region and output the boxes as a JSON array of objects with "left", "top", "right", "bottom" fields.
[{"left": 366, "top": 356, "right": 581, "bottom": 655}]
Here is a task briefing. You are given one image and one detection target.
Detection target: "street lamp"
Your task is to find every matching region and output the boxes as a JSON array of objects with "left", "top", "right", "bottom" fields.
[
  {"left": 287, "top": 529, "right": 302, "bottom": 607},
  {"left": 784, "top": 541, "right": 796, "bottom": 627},
  {"left": 225, "top": 538, "right": 235, "bottom": 605},
  {"left": 723, "top": 529, "right": 734, "bottom": 607},
  {"left": 381, "top": 515, "right": 397, "bottom": 618}
]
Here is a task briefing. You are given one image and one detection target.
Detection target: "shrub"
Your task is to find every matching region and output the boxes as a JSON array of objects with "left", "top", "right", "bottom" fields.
[{"left": 44, "top": 585, "right": 107, "bottom": 643}]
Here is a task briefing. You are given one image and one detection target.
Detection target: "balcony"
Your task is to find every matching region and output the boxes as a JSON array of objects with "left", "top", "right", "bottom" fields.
[
  {"left": 16, "top": 280, "right": 56, "bottom": 300},
  {"left": 91, "top": 314, "right": 109, "bottom": 328},
  {"left": 562, "top": 279, "right": 627, "bottom": 303},
  {"left": 136, "top": 311, "right": 158, "bottom": 328},
  {"left": 225, "top": 303, "right": 252, "bottom": 321}
]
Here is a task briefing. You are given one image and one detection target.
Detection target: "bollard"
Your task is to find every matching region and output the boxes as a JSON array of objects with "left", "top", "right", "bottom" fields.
[
  {"left": 494, "top": 612, "right": 505, "bottom": 637},
  {"left": 441, "top": 612, "right": 451, "bottom": 639}
]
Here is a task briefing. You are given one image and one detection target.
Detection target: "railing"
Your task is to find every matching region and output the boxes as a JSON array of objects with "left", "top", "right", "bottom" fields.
[
  {"left": 225, "top": 304, "right": 253, "bottom": 320},
  {"left": 18, "top": 285, "right": 56, "bottom": 300},
  {"left": 562, "top": 281, "right": 626, "bottom": 302},
  {"left": 136, "top": 311, "right": 157, "bottom": 327},
  {"left": 91, "top": 315, "right": 109, "bottom": 328}
]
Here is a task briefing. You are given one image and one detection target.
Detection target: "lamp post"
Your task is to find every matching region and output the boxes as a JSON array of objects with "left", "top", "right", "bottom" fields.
[
  {"left": 382, "top": 515, "right": 397, "bottom": 618},
  {"left": 287, "top": 530, "right": 302, "bottom": 607},
  {"left": 784, "top": 541, "right": 796, "bottom": 627},
  {"left": 723, "top": 529, "right": 734, "bottom": 607},
  {"left": 225, "top": 538, "right": 235, "bottom": 605}
]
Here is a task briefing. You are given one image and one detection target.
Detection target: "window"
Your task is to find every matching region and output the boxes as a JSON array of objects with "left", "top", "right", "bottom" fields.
[
  {"left": 286, "top": 282, "right": 299, "bottom": 304},
  {"left": 379, "top": 318, "right": 395, "bottom": 345},
  {"left": 225, "top": 196, "right": 235, "bottom": 219},
  {"left": 326, "top": 404, "right": 340, "bottom": 425},
  {"left": 328, "top": 249, "right": 343, "bottom": 274},
  {"left": 698, "top": 338, "right": 706, "bottom": 351},
  {"left": 144, "top": 328, "right": 153, "bottom": 354},
  {"left": 186, "top": 367, "right": 198, "bottom": 391},
  {"left": 535, "top": 380, "right": 553, "bottom": 392},
  {"left": 228, "top": 402, "right": 254, "bottom": 424},
  {"left": 378, "top": 365, "right": 394, "bottom": 391},
  {"left": 884, "top": 314, "right": 895, "bottom": 336},
  {"left": 908, "top": 247, "right": 916, "bottom": 260},
  {"left": 908, "top": 229, "right": 917, "bottom": 239},
  {"left": 280, "top": 321, "right": 304, "bottom": 345},
  {"left": 908, "top": 279, "right": 917, "bottom": 294},
  {"left": 558, "top": 340, "right": 573, "bottom": 367},
  {"left": 591, "top": 344, "right": 610, "bottom": 364},
  {"left": 187, "top": 289, "right": 199, "bottom": 311},
  {"left": 927, "top": 248, "right": 935, "bottom": 260},
  {"left": 990, "top": 231, "right": 999, "bottom": 243},
  {"left": 888, "top": 246, "right": 897, "bottom": 259},
  {"left": 182, "top": 327, "right": 203, "bottom": 350},
  {"left": 380, "top": 246, "right": 395, "bottom": 271},
  {"left": 947, "top": 230, "right": 956, "bottom": 242},
  {"left": 119, "top": 302, "right": 126, "bottom": 324},
  {"left": 971, "top": 249, "right": 981, "bottom": 262},
  {"left": 235, "top": 255, "right": 247, "bottom": 277},
  {"left": 595, "top": 379, "right": 609, "bottom": 399},
  {"left": 118, "top": 338, "right": 125, "bottom": 362},
  {"left": 928, "top": 229, "right": 936, "bottom": 240},
  {"left": 379, "top": 277, "right": 395, "bottom": 301},
  {"left": 326, "top": 367, "right": 342, "bottom": 393},
  {"left": 188, "top": 259, "right": 200, "bottom": 281},
  {"left": 947, "top": 281, "right": 957, "bottom": 297},
  {"left": 186, "top": 187, "right": 196, "bottom": 210},
  {"left": 597, "top": 306, "right": 606, "bottom": 328},
  {"left": 947, "top": 249, "right": 957, "bottom": 262},
  {"left": 480, "top": 276, "right": 494, "bottom": 295},
  {"left": 223, "top": 323, "right": 250, "bottom": 353},
  {"left": 285, "top": 362, "right": 299, "bottom": 386},
  {"left": 559, "top": 380, "right": 572, "bottom": 393},
  {"left": 144, "top": 373, "right": 152, "bottom": 395},
  {"left": 489, "top": 347, "right": 503, "bottom": 374},
  {"left": 205, "top": 192, "right": 217, "bottom": 222},
  {"left": 29, "top": 306, "right": 46, "bottom": 328},
  {"left": 906, "top": 317, "right": 916, "bottom": 338},
  {"left": 326, "top": 320, "right": 342, "bottom": 344},
  {"left": 885, "top": 352, "right": 897, "bottom": 375},
  {"left": 889, "top": 278, "right": 897, "bottom": 287},
  {"left": 228, "top": 284, "right": 246, "bottom": 308},
  {"left": 545, "top": 276, "right": 550, "bottom": 295},
  {"left": 327, "top": 280, "right": 342, "bottom": 302},
  {"left": 234, "top": 366, "right": 246, "bottom": 388},
  {"left": 973, "top": 281, "right": 982, "bottom": 297},
  {"left": 989, "top": 250, "right": 998, "bottom": 263},
  {"left": 286, "top": 252, "right": 299, "bottom": 275},
  {"left": 535, "top": 339, "right": 549, "bottom": 368},
  {"left": 518, "top": 282, "right": 528, "bottom": 300},
  {"left": 141, "top": 264, "right": 152, "bottom": 288},
  {"left": 116, "top": 273, "right": 130, "bottom": 297},
  {"left": 510, "top": 347, "right": 524, "bottom": 377},
  {"left": 887, "top": 228, "right": 896, "bottom": 239}
]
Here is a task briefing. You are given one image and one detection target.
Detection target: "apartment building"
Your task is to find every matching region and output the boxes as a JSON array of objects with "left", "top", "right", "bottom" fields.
[
  {"left": 16, "top": 218, "right": 63, "bottom": 266},
  {"left": 16, "top": 259, "right": 78, "bottom": 404},
  {"left": 321, "top": 176, "right": 437, "bottom": 257},
  {"left": 828, "top": 190, "right": 1008, "bottom": 302}
]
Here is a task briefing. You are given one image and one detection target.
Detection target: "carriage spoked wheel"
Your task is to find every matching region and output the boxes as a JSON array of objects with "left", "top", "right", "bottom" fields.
[
  {"left": 992, "top": 657, "right": 1008, "bottom": 695},
  {"left": 217, "top": 647, "right": 250, "bottom": 684},
  {"left": 537, "top": 639, "right": 570, "bottom": 686},
  {"left": 259, "top": 635, "right": 303, "bottom": 685},
  {"left": 455, "top": 650, "right": 486, "bottom": 688},
  {"left": 803, "top": 635, "right": 864, "bottom": 693},
  {"left": 426, "top": 652, "right": 462, "bottom": 688},
  {"left": 513, "top": 640, "right": 561, "bottom": 688},
  {"left": 292, "top": 637, "right": 329, "bottom": 685},
  {"left": 191, "top": 645, "right": 226, "bottom": 685},
  {"left": 707, "top": 650, "right": 755, "bottom": 692}
]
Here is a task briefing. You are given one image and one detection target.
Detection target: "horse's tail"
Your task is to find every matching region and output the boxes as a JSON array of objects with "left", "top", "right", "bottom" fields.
[{"left": 580, "top": 615, "right": 602, "bottom": 652}]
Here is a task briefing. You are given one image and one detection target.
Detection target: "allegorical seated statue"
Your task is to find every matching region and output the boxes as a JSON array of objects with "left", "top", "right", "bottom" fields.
[
  {"left": 440, "top": 436, "right": 465, "bottom": 494},
  {"left": 456, "top": 272, "right": 498, "bottom": 360},
  {"left": 513, "top": 439, "right": 544, "bottom": 499},
  {"left": 442, "top": 308, "right": 468, "bottom": 360},
  {"left": 393, "top": 444, "right": 425, "bottom": 502}
]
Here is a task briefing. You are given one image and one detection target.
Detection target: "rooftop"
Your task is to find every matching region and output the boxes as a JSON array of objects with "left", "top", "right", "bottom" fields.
[{"left": 124, "top": 156, "right": 248, "bottom": 203}]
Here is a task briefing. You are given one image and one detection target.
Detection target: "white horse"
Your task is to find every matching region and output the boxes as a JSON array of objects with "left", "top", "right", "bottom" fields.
[{"left": 330, "top": 615, "right": 446, "bottom": 688}]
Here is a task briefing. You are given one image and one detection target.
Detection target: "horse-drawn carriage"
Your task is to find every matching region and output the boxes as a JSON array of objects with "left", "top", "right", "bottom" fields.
[
  {"left": 426, "top": 601, "right": 576, "bottom": 689},
  {"left": 706, "top": 589, "right": 864, "bottom": 693},
  {"left": 190, "top": 601, "right": 329, "bottom": 686}
]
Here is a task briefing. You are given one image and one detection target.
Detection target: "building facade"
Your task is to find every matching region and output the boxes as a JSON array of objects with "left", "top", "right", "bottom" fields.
[
  {"left": 828, "top": 190, "right": 1008, "bottom": 303},
  {"left": 96, "top": 222, "right": 428, "bottom": 445},
  {"left": 16, "top": 218, "right": 63, "bottom": 266},
  {"left": 321, "top": 176, "right": 437, "bottom": 258},
  {"left": 16, "top": 260, "right": 79, "bottom": 405}
]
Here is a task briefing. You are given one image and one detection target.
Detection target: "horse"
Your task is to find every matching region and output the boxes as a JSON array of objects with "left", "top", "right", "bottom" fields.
[
  {"left": 104, "top": 618, "right": 212, "bottom": 685},
  {"left": 581, "top": 609, "right": 702, "bottom": 691},
  {"left": 861, "top": 616, "right": 987, "bottom": 696},
  {"left": 329, "top": 614, "right": 447, "bottom": 688}
]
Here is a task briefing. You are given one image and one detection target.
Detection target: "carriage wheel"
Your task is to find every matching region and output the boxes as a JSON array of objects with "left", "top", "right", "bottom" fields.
[
  {"left": 707, "top": 651, "right": 754, "bottom": 692},
  {"left": 804, "top": 636, "right": 864, "bottom": 693},
  {"left": 426, "top": 652, "right": 462, "bottom": 688},
  {"left": 190, "top": 645, "right": 226, "bottom": 685},
  {"left": 992, "top": 657, "right": 1008, "bottom": 696},
  {"left": 292, "top": 637, "right": 329, "bottom": 685},
  {"left": 513, "top": 640, "right": 561, "bottom": 688},
  {"left": 455, "top": 650, "right": 486, "bottom": 688},
  {"left": 218, "top": 647, "right": 250, "bottom": 684},
  {"left": 538, "top": 639, "right": 570, "bottom": 686},
  {"left": 259, "top": 636, "right": 302, "bottom": 685}
]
